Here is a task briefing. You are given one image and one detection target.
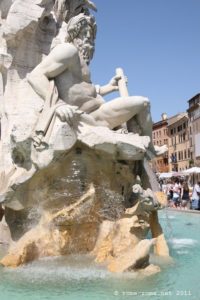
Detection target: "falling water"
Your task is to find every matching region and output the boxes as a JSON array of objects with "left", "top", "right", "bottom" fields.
[
  {"left": 143, "top": 158, "right": 160, "bottom": 192},
  {"left": 143, "top": 158, "right": 174, "bottom": 239},
  {"left": 163, "top": 208, "right": 174, "bottom": 240}
]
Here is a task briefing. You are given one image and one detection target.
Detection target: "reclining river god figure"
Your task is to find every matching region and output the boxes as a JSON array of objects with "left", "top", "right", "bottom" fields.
[{"left": 27, "top": 13, "right": 166, "bottom": 157}]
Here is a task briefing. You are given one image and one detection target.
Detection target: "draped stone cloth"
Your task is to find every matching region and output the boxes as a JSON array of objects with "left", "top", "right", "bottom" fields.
[{"left": 33, "top": 80, "right": 77, "bottom": 148}]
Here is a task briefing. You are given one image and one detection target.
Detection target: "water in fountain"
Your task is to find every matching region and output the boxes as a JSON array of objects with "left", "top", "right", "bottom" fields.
[{"left": 0, "top": 209, "right": 199, "bottom": 300}]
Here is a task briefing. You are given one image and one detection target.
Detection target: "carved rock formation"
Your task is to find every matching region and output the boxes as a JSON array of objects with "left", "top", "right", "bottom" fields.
[{"left": 0, "top": 0, "right": 170, "bottom": 275}]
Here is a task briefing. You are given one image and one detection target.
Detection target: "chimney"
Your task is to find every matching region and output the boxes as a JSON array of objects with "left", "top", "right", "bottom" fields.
[{"left": 161, "top": 113, "right": 167, "bottom": 120}]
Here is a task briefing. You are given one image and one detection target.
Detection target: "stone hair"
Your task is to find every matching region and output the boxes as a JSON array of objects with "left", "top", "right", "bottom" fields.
[{"left": 67, "top": 13, "right": 97, "bottom": 42}]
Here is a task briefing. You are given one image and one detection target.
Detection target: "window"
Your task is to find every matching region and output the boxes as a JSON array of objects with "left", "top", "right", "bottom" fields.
[
  {"left": 171, "top": 153, "right": 177, "bottom": 163},
  {"left": 178, "top": 125, "right": 182, "bottom": 132},
  {"left": 181, "top": 151, "right": 183, "bottom": 160},
  {"left": 184, "top": 150, "right": 187, "bottom": 159}
]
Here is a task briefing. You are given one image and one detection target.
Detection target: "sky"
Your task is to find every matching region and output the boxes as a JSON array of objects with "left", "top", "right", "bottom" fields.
[{"left": 89, "top": 0, "right": 200, "bottom": 122}]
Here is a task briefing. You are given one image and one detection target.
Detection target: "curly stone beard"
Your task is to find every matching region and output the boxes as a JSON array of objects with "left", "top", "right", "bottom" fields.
[{"left": 73, "top": 38, "right": 95, "bottom": 65}]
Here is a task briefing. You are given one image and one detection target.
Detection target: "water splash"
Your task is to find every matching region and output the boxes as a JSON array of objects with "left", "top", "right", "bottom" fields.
[
  {"left": 169, "top": 238, "right": 198, "bottom": 249},
  {"left": 159, "top": 209, "right": 174, "bottom": 241}
]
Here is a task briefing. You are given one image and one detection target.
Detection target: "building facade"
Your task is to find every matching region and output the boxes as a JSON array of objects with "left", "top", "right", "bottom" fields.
[
  {"left": 187, "top": 93, "right": 200, "bottom": 167},
  {"left": 167, "top": 113, "right": 190, "bottom": 172},
  {"left": 152, "top": 113, "right": 169, "bottom": 173}
]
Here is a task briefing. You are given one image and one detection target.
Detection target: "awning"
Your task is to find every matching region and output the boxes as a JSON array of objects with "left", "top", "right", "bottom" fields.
[{"left": 183, "top": 167, "right": 200, "bottom": 174}]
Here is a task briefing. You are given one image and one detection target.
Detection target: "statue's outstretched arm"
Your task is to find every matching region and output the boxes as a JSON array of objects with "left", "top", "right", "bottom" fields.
[
  {"left": 96, "top": 68, "right": 128, "bottom": 96},
  {"left": 96, "top": 74, "right": 122, "bottom": 96}
]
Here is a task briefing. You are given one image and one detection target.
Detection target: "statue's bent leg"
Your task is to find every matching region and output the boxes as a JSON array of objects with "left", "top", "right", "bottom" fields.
[
  {"left": 90, "top": 96, "right": 150, "bottom": 130},
  {"left": 134, "top": 98, "right": 153, "bottom": 137}
]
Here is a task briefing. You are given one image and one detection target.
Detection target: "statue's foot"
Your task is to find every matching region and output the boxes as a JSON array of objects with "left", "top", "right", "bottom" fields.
[
  {"left": 154, "top": 144, "right": 168, "bottom": 156},
  {"left": 115, "top": 128, "right": 129, "bottom": 134},
  {"left": 146, "top": 144, "right": 168, "bottom": 160}
]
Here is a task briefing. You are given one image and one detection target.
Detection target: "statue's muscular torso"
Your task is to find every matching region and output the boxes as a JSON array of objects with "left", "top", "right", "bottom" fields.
[{"left": 38, "top": 42, "right": 104, "bottom": 113}]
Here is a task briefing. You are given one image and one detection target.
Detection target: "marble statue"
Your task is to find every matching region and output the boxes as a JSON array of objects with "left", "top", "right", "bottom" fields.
[
  {"left": 27, "top": 12, "right": 166, "bottom": 157},
  {"left": 0, "top": 0, "right": 170, "bottom": 273}
]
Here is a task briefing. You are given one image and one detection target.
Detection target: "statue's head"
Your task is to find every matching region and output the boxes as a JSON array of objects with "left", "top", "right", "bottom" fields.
[
  {"left": 67, "top": 13, "right": 97, "bottom": 64},
  {"left": 67, "top": 13, "right": 96, "bottom": 42}
]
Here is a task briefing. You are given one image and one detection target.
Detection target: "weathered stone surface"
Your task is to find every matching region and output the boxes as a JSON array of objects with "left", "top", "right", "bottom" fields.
[
  {"left": 3, "top": 0, "right": 45, "bottom": 41},
  {"left": 1, "top": 184, "right": 99, "bottom": 266},
  {"left": 107, "top": 239, "right": 156, "bottom": 272},
  {"left": 137, "top": 264, "right": 161, "bottom": 277},
  {"left": 0, "top": 146, "right": 168, "bottom": 269},
  {"left": 77, "top": 123, "right": 149, "bottom": 161},
  {"left": 149, "top": 211, "right": 170, "bottom": 257},
  {"left": 92, "top": 216, "right": 150, "bottom": 264},
  {"left": 0, "top": 217, "right": 12, "bottom": 246}
]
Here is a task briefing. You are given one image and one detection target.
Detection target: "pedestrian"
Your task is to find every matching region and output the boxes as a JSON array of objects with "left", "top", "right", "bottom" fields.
[
  {"left": 191, "top": 181, "right": 200, "bottom": 210},
  {"left": 172, "top": 179, "right": 181, "bottom": 208},
  {"left": 181, "top": 181, "right": 190, "bottom": 209}
]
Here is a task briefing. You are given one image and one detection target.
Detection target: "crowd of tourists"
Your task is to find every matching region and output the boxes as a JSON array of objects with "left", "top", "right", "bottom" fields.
[{"left": 159, "top": 179, "right": 200, "bottom": 211}]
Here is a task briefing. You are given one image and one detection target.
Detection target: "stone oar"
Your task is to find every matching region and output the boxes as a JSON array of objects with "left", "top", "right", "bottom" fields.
[
  {"left": 115, "top": 68, "right": 160, "bottom": 205},
  {"left": 116, "top": 68, "right": 170, "bottom": 257}
]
